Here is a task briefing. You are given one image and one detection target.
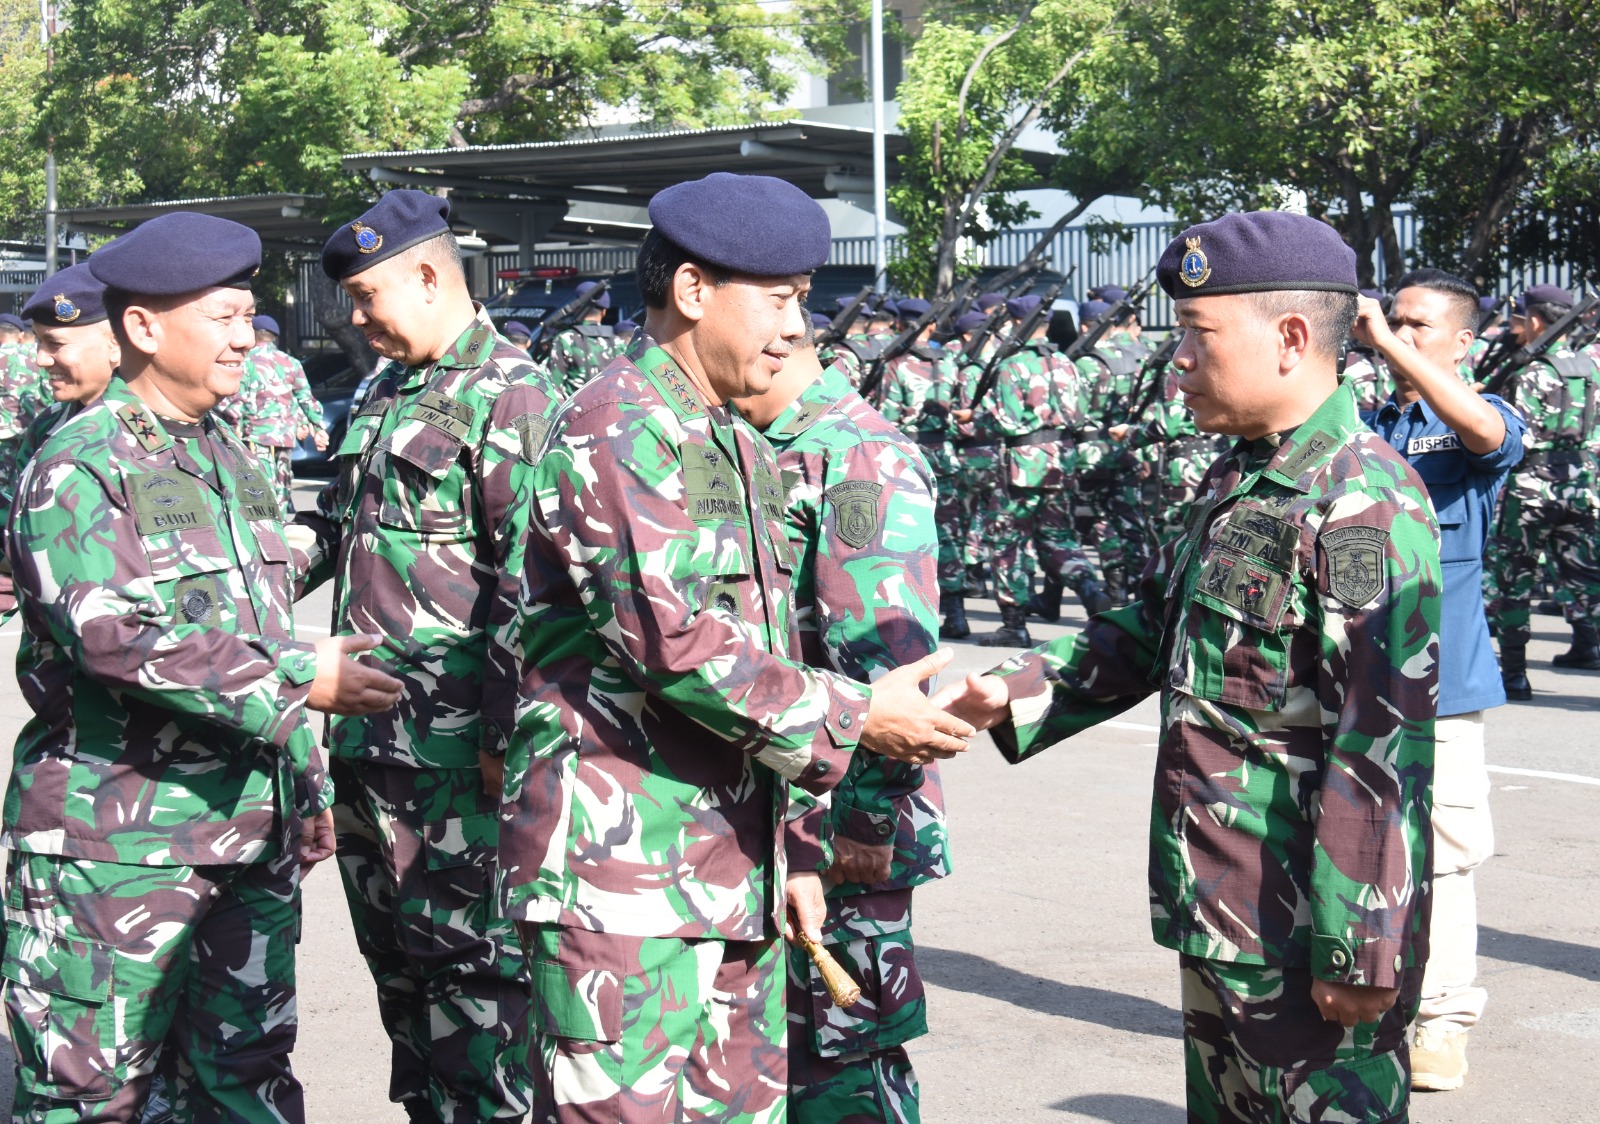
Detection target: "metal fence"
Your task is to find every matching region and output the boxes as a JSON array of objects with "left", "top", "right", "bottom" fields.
[{"left": 292, "top": 209, "right": 1588, "bottom": 343}]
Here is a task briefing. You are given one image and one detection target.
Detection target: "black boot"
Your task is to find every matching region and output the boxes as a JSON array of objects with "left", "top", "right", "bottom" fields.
[
  {"left": 978, "top": 605, "right": 1033, "bottom": 647},
  {"left": 1500, "top": 641, "right": 1533, "bottom": 701},
  {"left": 1026, "top": 578, "right": 1064, "bottom": 623},
  {"left": 1553, "top": 621, "right": 1600, "bottom": 669},
  {"left": 940, "top": 591, "right": 971, "bottom": 640},
  {"left": 1103, "top": 565, "right": 1129, "bottom": 607},
  {"left": 1074, "top": 578, "right": 1114, "bottom": 618}
]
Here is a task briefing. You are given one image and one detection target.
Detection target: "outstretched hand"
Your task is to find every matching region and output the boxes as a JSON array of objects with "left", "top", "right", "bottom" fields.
[
  {"left": 862, "top": 649, "right": 973, "bottom": 764},
  {"left": 929, "top": 671, "right": 1011, "bottom": 732},
  {"left": 308, "top": 633, "right": 404, "bottom": 716}
]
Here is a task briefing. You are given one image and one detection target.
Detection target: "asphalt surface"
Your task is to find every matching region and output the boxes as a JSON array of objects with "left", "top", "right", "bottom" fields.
[{"left": 0, "top": 476, "right": 1594, "bottom": 1121}]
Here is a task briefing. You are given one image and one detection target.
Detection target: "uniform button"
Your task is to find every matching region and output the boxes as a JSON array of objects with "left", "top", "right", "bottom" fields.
[
  {"left": 275, "top": 698, "right": 289, "bottom": 712},
  {"left": 838, "top": 712, "right": 852, "bottom": 730},
  {"left": 814, "top": 760, "right": 832, "bottom": 776},
  {"left": 1394, "top": 955, "right": 1403, "bottom": 973},
  {"left": 1168, "top": 668, "right": 1184, "bottom": 689},
  {"left": 875, "top": 822, "right": 893, "bottom": 839},
  {"left": 1330, "top": 949, "right": 1347, "bottom": 968}
]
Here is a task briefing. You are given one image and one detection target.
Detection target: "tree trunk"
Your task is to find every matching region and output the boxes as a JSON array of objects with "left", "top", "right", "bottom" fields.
[
  {"left": 308, "top": 269, "right": 382, "bottom": 376},
  {"left": 1459, "top": 114, "right": 1544, "bottom": 279}
]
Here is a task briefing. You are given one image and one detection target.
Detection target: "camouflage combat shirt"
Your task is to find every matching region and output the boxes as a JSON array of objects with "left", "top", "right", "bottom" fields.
[
  {"left": 303, "top": 307, "right": 559, "bottom": 769},
  {"left": 990, "top": 380, "right": 1441, "bottom": 987},
  {"left": 762, "top": 362, "right": 952, "bottom": 896},
  {"left": 494, "top": 344, "right": 872, "bottom": 941},
  {"left": 3, "top": 377, "right": 326, "bottom": 867}
]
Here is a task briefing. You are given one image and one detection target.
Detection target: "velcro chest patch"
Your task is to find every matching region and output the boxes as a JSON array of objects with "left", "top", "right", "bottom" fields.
[
  {"left": 682, "top": 443, "right": 746, "bottom": 523},
  {"left": 129, "top": 472, "right": 213, "bottom": 536},
  {"left": 409, "top": 390, "right": 476, "bottom": 442}
]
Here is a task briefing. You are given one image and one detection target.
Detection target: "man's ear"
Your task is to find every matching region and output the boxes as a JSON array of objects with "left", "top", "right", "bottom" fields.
[
  {"left": 670, "top": 263, "right": 713, "bottom": 323},
  {"left": 1278, "top": 310, "right": 1312, "bottom": 374},
  {"left": 121, "top": 304, "right": 162, "bottom": 358},
  {"left": 417, "top": 259, "right": 440, "bottom": 303}
]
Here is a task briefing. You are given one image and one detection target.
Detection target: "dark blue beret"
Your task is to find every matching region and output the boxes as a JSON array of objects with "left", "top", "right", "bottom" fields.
[
  {"left": 1157, "top": 212, "right": 1357, "bottom": 299},
  {"left": 1079, "top": 299, "right": 1112, "bottom": 321},
  {"left": 897, "top": 298, "right": 931, "bottom": 318},
  {"left": 322, "top": 190, "right": 451, "bottom": 280},
  {"left": 976, "top": 292, "right": 1005, "bottom": 311},
  {"left": 0, "top": 313, "right": 27, "bottom": 331},
  {"left": 88, "top": 212, "right": 261, "bottom": 296},
  {"left": 954, "top": 311, "right": 988, "bottom": 333},
  {"left": 615, "top": 319, "right": 638, "bottom": 333},
  {"left": 1511, "top": 295, "right": 1527, "bottom": 316},
  {"left": 253, "top": 314, "right": 280, "bottom": 336},
  {"left": 1006, "top": 295, "right": 1043, "bottom": 320},
  {"left": 880, "top": 299, "right": 900, "bottom": 317},
  {"left": 811, "top": 311, "right": 834, "bottom": 330},
  {"left": 576, "top": 280, "right": 612, "bottom": 310},
  {"left": 1097, "top": 285, "right": 1128, "bottom": 303},
  {"left": 1524, "top": 284, "right": 1573, "bottom": 309},
  {"left": 504, "top": 320, "right": 532, "bottom": 338},
  {"left": 1477, "top": 296, "right": 1498, "bottom": 312},
  {"left": 648, "top": 173, "right": 830, "bottom": 277},
  {"left": 1358, "top": 288, "right": 1386, "bottom": 302}
]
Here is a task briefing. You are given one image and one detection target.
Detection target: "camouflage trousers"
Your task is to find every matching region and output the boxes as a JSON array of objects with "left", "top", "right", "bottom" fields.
[
  {"left": 519, "top": 924, "right": 786, "bottom": 1124},
  {"left": 959, "top": 444, "right": 1002, "bottom": 572},
  {"left": 330, "top": 760, "right": 533, "bottom": 1123},
  {"left": 1181, "top": 955, "right": 1421, "bottom": 1123},
  {"left": 933, "top": 473, "right": 966, "bottom": 593},
  {"left": 787, "top": 889, "right": 927, "bottom": 1124},
  {"left": 1080, "top": 480, "right": 1152, "bottom": 583},
  {"left": 245, "top": 443, "right": 297, "bottom": 515},
  {"left": 987, "top": 485, "right": 1095, "bottom": 609},
  {"left": 2, "top": 847, "right": 304, "bottom": 1123},
  {"left": 1485, "top": 473, "right": 1600, "bottom": 642}
]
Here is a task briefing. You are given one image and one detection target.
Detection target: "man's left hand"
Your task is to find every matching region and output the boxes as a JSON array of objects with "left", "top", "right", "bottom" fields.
[
  {"left": 785, "top": 872, "right": 826, "bottom": 948},
  {"left": 299, "top": 808, "right": 336, "bottom": 874},
  {"left": 1310, "top": 978, "right": 1400, "bottom": 1027}
]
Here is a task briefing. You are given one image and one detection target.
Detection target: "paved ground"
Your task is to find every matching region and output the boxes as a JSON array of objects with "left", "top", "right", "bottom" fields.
[{"left": 0, "top": 476, "right": 1595, "bottom": 1121}]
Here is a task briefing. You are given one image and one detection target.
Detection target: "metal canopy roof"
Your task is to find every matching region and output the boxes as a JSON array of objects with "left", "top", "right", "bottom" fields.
[
  {"left": 342, "top": 119, "right": 1057, "bottom": 207},
  {"left": 54, "top": 193, "right": 330, "bottom": 252}
]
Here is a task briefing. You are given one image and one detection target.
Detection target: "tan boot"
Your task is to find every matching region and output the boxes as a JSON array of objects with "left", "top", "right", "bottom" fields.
[{"left": 1411, "top": 1026, "right": 1468, "bottom": 1092}]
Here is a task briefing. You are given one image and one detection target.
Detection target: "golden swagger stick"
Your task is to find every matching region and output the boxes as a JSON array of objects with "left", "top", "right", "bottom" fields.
[{"left": 794, "top": 927, "right": 862, "bottom": 1008}]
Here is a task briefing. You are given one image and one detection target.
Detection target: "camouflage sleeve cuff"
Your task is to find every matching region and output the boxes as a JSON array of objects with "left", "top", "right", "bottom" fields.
[
  {"left": 754, "top": 676, "right": 869, "bottom": 795},
  {"left": 1310, "top": 932, "right": 1408, "bottom": 989},
  {"left": 784, "top": 794, "right": 833, "bottom": 874},
  {"left": 835, "top": 796, "right": 898, "bottom": 846},
  {"left": 263, "top": 642, "right": 318, "bottom": 749}
]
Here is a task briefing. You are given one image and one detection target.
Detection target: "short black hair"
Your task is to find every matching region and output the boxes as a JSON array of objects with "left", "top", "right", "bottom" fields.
[
  {"left": 104, "top": 286, "right": 149, "bottom": 349},
  {"left": 1527, "top": 301, "right": 1570, "bottom": 329},
  {"left": 1393, "top": 267, "right": 1478, "bottom": 333},
  {"left": 1245, "top": 290, "right": 1358, "bottom": 359},
  {"left": 636, "top": 229, "right": 731, "bottom": 309}
]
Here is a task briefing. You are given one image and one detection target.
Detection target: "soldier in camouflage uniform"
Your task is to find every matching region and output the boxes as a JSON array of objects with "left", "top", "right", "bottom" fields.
[
  {"left": 937, "top": 213, "right": 1441, "bottom": 1123},
  {"left": 0, "top": 265, "right": 122, "bottom": 617},
  {"left": 546, "top": 281, "right": 617, "bottom": 398},
  {"left": 973, "top": 296, "right": 1110, "bottom": 647},
  {"left": 223, "top": 314, "right": 327, "bottom": 513},
  {"left": 1, "top": 212, "right": 402, "bottom": 1124},
  {"left": 738, "top": 327, "right": 952, "bottom": 1124},
  {"left": 1114, "top": 360, "right": 1230, "bottom": 548},
  {"left": 0, "top": 312, "right": 48, "bottom": 500},
  {"left": 1073, "top": 301, "right": 1153, "bottom": 605},
  {"left": 1485, "top": 284, "right": 1600, "bottom": 695},
  {"left": 302, "top": 191, "right": 555, "bottom": 1123},
  {"left": 491, "top": 174, "right": 971, "bottom": 1124},
  {"left": 871, "top": 299, "right": 968, "bottom": 639}
]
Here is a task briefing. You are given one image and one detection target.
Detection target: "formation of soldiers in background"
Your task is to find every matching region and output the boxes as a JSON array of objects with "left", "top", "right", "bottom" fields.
[{"left": 473, "top": 268, "right": 1600, "bottom": 696}]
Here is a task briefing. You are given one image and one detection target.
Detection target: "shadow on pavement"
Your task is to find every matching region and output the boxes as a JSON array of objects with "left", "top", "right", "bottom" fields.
[
  {"left": 1050, "top": 1093, "right": 1185, "bottom": 1121},
  {"left": 920, "top": 946, "right": 1180, "bottom": 1038},
  {"left": 1479, "top": 926, "right": 1600, "bottom": 983},
  {"left": 1507, "top": 692, "right": 1600, "bottom": 712}
]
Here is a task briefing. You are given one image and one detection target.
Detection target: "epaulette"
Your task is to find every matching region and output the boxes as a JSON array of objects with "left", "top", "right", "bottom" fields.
[{"left": 116, "top": 400, "right": 169, "bottom": 453}]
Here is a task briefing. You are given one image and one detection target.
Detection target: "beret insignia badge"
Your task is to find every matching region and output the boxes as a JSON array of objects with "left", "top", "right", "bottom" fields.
[
  {"left": 352, "top": 222, "right": 383, "bottom": 254},
  {"left": 53, "top": 295, "right": 80, "bottom": 323},
  {"left": 1180, "top": 237, "right": 1211, "bottom": 288}
]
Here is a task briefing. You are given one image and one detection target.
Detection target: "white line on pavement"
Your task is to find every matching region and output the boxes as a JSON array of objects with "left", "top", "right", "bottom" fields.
[
  {"left": 1099, "top": 722, "right": 1600, "bottom": 787},
  {"left": 1487, "top": 764, "right": 1600, "bottom": 787}
]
